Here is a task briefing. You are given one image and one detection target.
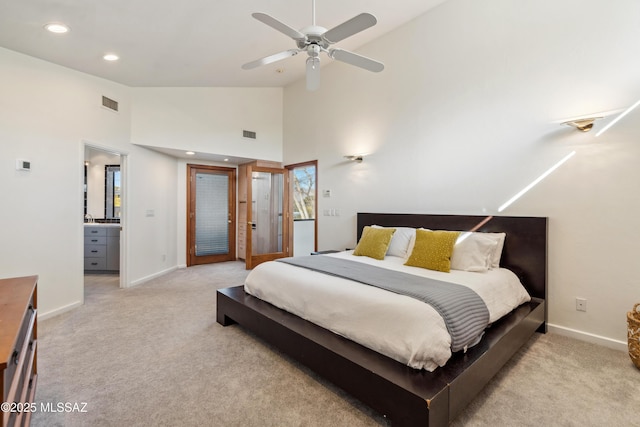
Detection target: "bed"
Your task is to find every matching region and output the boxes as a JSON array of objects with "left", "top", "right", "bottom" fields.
[{"left": 217, "top": 213, "right": 547, "bottom": 426}]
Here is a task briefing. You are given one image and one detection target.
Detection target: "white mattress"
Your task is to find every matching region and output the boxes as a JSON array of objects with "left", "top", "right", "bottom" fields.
[{"left": 244, "top": 251, "right": 531, "bottom": 371}]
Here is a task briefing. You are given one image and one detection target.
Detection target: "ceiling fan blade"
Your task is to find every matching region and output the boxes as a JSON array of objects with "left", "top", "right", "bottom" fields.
[
  {"left": 322, "top": 13, "right": 377, "bottom": 44},
  {"left": 306, "top": 57, "right": 320, "bottom": 91},
  {"left": 252, "top": 12, "right": 306, "bottom": 41},
  {"left": 329, "top": 48, "right": 384, "bottom": 72},
  {"left": 242, "top": 49, "right": 300, "bottom": 70}
]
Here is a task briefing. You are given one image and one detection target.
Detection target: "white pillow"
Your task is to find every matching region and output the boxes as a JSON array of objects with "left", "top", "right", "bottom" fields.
[
  {"left": 372, "top": 225, "right": 416, "bottom": 258},
  {"left": 451, "top": 232, "right": 498, "bottom": 272},
  {"left": 483, "top": 232, "right": 506, "bottom": 268}
]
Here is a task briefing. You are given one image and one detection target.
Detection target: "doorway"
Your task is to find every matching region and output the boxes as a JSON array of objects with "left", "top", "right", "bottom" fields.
[
  {"left": 186, "top": 164, "right": 237, "bottom": 266},
  {"left": 287, "top": 161, "right": 317, "bottom": 256},
  {"left": 83, "top": 144, "right": 127, "bottom": 291},
  {"left": 244, "top": 165, "right": 289, "bottom": 269}
]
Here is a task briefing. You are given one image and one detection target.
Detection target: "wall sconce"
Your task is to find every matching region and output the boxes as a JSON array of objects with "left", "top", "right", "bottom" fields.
[
  {"left": 344, "top": 155, "right": 364, "bottom": 163},
  {"left": 563, "top": 117, "right": 601, "bottom": 132}
]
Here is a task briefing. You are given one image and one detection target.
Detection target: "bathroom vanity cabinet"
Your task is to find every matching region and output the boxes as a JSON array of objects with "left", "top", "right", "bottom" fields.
[{"left": 84, "top": 225, "right": 120, "bottom": 272}]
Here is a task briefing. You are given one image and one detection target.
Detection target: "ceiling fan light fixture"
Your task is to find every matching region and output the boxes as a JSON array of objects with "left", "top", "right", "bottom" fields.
[
  {"left": 307, "top": 43, "right": 321, "bottom": 57},
  {"left": 306, "top": 57, "right": 320, "bottom": 91},
  {"left": 306, "top": 56, "right": 319, "bottom": 70}
]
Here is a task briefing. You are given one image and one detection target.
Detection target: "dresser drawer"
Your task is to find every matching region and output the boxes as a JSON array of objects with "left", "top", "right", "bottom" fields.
[
  {"left": 84, "top": 236, "right": 106, "bottom": 245},
  {"left": 2, "top": 301, "right": 36, "bottom": 427},
  {"left": 0, "top": 276, "right": 38, "bottom": 427},
  {"left": 84, "top": 226, "right": 107, "bottom": 237},
  {"left": 84, "top": 244, "right": 106, "bottom": 257},
  {"left": 2, "top": 298, "right": 35, "bottom": 397},
  {"left": 84, "top": 257, "right": 107, "bottom": 270}
]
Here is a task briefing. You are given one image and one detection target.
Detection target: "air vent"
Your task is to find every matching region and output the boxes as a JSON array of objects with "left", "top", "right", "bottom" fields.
[
  {"left": 102, "top": 96, "right": 119, "bottom": 112},
  {"left": 243, "top": 130, "right": 257, "bottom": 139}
]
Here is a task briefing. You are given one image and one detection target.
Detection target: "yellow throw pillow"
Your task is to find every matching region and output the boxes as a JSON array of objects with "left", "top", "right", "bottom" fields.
[
  {"left": 353, "top": 226, "right": 396, "bottom": 260},
  {"left": 404, "top": 229, "right": 460, "bottom": 272}
]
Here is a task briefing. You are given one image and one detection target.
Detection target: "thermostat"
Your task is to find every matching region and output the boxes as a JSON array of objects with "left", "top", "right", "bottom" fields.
[{"left": 16, "top": 159, "right": 31, "bottom": 171}]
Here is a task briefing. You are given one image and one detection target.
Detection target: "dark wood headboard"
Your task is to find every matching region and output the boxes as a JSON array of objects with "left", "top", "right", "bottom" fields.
[{"left": 357, "top": 213, "right": 548, "bottom": 302}]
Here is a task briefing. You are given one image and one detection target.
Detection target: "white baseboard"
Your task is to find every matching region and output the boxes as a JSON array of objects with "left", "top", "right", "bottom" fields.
[
  {"left": 178, "top": 264, "right": 187, "bottom": 269},
  {"left": 127, "top": 266, "right": 178, "bottom": 288},
  {"left": 548, "top": 323, "right": 627, "bottom": 352},
  {"left": 38, "top": 301, "right": 83, "bottom": 321}
]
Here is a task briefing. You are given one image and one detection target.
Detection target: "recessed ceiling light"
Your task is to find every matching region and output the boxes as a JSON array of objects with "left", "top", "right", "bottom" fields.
[
  {"left": 44, "top": 23, "right": 69, "bottom": 34},
  {"left": 103, "top": 54, "right": 119, "bottom": 61},
  {"left": 224, "top": 158, "right": 229, "bottom": 162},
  {"left": 185, "top": 151, "right": 195, "bottom": 155}
]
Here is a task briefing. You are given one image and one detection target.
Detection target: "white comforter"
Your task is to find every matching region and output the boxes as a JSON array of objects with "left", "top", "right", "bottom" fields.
[{"left": 244, "top": 251, "right": 530, "bottom": 371}]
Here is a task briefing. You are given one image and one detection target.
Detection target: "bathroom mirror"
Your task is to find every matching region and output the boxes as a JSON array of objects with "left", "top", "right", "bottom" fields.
[{"left": 105, "top": 165, "right": 121, "bottom": 219}]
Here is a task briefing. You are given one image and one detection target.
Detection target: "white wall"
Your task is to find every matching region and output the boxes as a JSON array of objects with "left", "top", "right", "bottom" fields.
[
  {"left": 0, "top": 48, "right": 286, "bottom": 316},
  {"left": 0, "top": 47, "right": 181, "bottom": 317},
  {"left": 130, "top": 87, "right": 283, "bottom": 162},
  {"left": 283, "top": 0, "right": 640, "bottom": 348},
  {"left": 131, "top": 87, "right": 284, "bottom": 266},
  {"left": 0, "top": 47, "right": 130, "bottom": 316},
  {"left": 126, "top": 147, "right": 179, "bottom": 285}
]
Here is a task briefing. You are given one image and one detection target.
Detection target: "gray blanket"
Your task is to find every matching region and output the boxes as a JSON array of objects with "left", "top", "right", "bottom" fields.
[{"left": 277, "top": 255, "right": 490, "bottom": 352}]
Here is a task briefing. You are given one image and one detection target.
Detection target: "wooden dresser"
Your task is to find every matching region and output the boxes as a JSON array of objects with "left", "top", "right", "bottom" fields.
[{"left": 0, "top": 276, "right": 38, "bottom": 427}]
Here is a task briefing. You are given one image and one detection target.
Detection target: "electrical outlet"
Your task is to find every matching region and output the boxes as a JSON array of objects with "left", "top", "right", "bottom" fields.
[{"left": 576, "top": 298, "right": 587, "bottom": 312}]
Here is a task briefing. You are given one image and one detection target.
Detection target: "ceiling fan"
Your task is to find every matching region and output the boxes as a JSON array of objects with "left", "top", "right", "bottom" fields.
[{"left": 241, "top": 0, "right": 384, "bottom": 91}]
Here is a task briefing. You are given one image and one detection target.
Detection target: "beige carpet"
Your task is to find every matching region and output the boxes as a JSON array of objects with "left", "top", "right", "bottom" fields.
[{"left": 31, "top": 262, "right": 640, "bottom": 426}]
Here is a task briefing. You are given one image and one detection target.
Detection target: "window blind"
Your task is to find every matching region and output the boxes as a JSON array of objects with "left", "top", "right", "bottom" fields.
[{"left": 195, "top": 173, "right": 229, "bottom": 256}]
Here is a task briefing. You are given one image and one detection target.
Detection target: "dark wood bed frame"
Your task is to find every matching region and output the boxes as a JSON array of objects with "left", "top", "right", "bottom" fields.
[{"left": 217, "top": 213, "right": 547, "bottom": 426}]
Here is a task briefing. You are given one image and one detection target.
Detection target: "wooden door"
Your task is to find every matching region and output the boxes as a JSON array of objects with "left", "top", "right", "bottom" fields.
[
  {"left": 187, "top": 165, "right": 236, "bottom": 266},
  {"left": 245, "top": 165, "right": 289, "bottom": 269}
]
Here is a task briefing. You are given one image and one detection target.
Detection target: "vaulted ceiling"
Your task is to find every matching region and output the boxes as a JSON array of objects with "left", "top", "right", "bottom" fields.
[{"left": 0, "top": 0, "right": 448, "bottom": 87}]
